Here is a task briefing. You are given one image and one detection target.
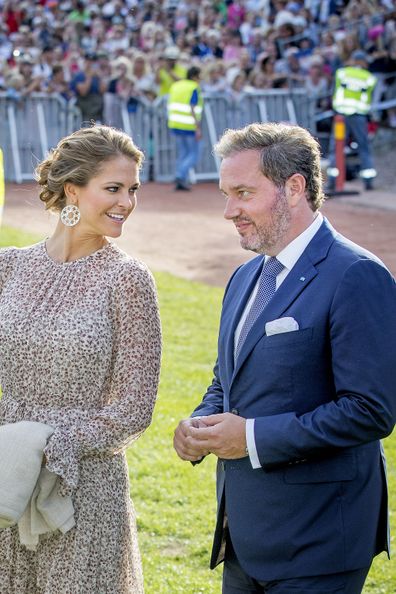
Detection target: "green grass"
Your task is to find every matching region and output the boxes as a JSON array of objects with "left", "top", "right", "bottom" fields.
[
  {"left": 130, "top": 270, "right": 223, "bottom": 593},
  {"left": 1, "top": 226, "right": 395, "bottom": 593},
  {"left": 0, "top": 225, "right": 44, "bottom": 248}
]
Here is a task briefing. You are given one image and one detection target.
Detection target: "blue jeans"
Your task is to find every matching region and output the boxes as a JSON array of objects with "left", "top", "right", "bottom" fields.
[
  {"left": 328, "top": 113, "right": 375, "bottom": 176},
  {"left": 174, "top": 133, "right": 201, "bottom": 183}
]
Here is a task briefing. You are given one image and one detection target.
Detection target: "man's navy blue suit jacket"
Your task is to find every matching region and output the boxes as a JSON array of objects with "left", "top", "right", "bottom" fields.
[{"left": 192, "top": 218, "right": 396, "bottom": 582}]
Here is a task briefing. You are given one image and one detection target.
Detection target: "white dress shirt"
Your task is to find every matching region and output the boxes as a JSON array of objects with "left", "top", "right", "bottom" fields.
[{"left": 240, "top": 213, "right": 324, "bottom": 469}]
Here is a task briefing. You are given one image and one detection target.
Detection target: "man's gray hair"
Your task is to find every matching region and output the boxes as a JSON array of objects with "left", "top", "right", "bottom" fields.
[{"left": 214, "top": 122, "right": 325, "bottom": 211}]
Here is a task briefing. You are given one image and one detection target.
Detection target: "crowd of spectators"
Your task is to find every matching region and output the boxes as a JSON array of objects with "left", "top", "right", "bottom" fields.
[{"left": 1, "top": 0, "right": 396, "bottom": 125}]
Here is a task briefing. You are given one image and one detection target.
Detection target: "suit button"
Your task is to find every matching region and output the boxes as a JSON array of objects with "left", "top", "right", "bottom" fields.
[{"left": 231, "top": 408, "right": 239, "bottom": 415}]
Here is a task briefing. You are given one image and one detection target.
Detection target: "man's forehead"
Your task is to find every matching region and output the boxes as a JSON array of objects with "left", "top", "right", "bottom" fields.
[
  {"left": 221, "top": 149, "right": 261, "bottom": 163},
  {"left": 219, "top": 180, "right": 255, "bottom": 191},
  {"left": 219, "top": 155, "right": 264, "bottom": 187}
]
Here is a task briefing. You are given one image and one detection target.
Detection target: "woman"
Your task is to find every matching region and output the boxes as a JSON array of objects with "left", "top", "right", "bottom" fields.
[
  {"left": 105, "top": 57, "right": 138, "bottom": 126},
  {"left": 251, "top": 52, "right": 283, "bottom": 89},
  {"left": 225, "top": 67, "right": 247, "bottom": 101},
  {"left": 131, "top": 53, "right": 156, "bottom": 97},
  {"left": 0, "top": 125, "right": 162, "bottom": 593},
  {"left": 304, "top": 57, "right": 331, "bottom": 109},
  {"left": 201, "top": 60, "right": 227, "bottom": 94}
]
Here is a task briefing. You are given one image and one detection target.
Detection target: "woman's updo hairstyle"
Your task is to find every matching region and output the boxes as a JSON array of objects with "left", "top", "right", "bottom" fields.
[{"left": 35, "top": 125, "right": 144, "bottom": 212}]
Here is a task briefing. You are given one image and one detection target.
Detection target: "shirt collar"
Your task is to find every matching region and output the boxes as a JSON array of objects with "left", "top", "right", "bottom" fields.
[{"left": 275, "top": 212, "right": 323, "bottom": 271}]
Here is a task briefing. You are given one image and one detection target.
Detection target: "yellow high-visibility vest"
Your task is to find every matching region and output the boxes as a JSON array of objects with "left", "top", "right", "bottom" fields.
[
  {"left": 167, "top": 80, "right": 203, "bottom": 131},
  {"left": 158, "top": 64, "right": 187, "bottom": 96},
  {"left": 333, "top": 67, "right": 377, "bottom": 116},
  {"left": 0, "top": 149, "right": 4, "bottom": 228}
]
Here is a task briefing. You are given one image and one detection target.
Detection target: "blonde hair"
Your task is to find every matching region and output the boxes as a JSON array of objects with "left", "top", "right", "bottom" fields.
[
  {"left": 36, "top": 125, "right": 144, "bottom": 212},
  {"left": 112, "top": 56, "right": 133, "bottom": 78},
  {"left": 214, "top": 122, "right": 324, "bottom": 211}
]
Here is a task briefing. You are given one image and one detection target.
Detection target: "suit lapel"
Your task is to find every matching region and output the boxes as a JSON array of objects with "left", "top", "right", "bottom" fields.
[
  {"left": 222, "top": 257, "right": 263, "bottom": 386},
  {"left": 230, "top": 219, "right": 337, "bottom": 383}
]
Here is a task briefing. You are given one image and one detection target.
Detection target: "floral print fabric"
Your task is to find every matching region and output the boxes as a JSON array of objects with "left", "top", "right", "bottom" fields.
[{"left": 0, "top": 241, "right": 162, "bottom": 593}]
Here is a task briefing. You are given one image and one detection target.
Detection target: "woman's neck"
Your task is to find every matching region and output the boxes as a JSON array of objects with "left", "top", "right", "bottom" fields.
[{"left": 45, "top": 222, "right": 108, "bottom": 263}]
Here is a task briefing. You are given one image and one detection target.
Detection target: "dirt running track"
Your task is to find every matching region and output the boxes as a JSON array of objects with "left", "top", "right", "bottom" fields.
[{"left": 2, "top": 182, "right": 396, "bottom": 285}]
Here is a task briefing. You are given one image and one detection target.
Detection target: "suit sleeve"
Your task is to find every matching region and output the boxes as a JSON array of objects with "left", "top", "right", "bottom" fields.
[
  {"left": 254, "top": 259, "right": 396, "bottom": 469},
  {"left": 191, "top": 359, "right": 224, "bottom": 417}
]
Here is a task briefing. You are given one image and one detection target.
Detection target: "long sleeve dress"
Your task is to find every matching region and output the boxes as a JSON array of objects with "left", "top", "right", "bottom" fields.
[{"left": 0, "top": 240, "right": 162, "bottom": 594}]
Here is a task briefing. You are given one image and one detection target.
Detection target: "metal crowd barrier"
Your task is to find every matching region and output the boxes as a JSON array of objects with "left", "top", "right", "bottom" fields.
[
  {"left": 151, "top": 90, "right": 316, "bottom": 182},
  {"left": 103, "top": 93, "right": 152, "bottom": 182},
  {"left": 0, "top": 93, "right": 74, "bottom": 183},
  {"left": 1, "top": 90, "right": 315, "bottom": 183}
]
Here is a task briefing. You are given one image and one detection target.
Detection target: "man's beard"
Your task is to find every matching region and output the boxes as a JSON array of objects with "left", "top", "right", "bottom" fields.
[{"left": 239, "top": 189, "right": 292, "bottom": 254}]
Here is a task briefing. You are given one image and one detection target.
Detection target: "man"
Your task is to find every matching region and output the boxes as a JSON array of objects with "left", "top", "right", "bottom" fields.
[
  {"left": 327, "top": 50, "right": 377, "bottom": 191},
  {"left": 32, "top": 45, "right": 54, "bottom": 80},
  {"left": 17, "top": 55, "right": 43, "bottom": 96},
  {"left": 174, "top": 122, "right": 396, "bottom": 593},
  {"left": 275, "top": 46, "right": 305, "bottom": 88},
  {"left": 156, "top": 45, "right": 187, "bottom": 97},
  {"left": 168, "top": 66, "right": 203, "bottom": 191},
  {"left": 46, "top": 64, "right": 72, "bottom": 101},
  {"left": 70, "top": 52, "right": 109, "bottom": 124}
]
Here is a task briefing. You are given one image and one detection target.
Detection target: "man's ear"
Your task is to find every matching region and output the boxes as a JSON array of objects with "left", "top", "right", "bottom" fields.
[{"left": 285, "top": 173, "right": 306, "bottom": 207}]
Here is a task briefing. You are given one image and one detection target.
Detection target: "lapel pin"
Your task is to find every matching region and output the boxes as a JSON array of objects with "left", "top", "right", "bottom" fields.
[{"left": 300, "top": 276, "right": 305, "bottom": 282}]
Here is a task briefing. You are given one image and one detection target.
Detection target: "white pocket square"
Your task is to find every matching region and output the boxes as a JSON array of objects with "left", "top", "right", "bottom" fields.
[{"left": 265, "top": 317, "right": 299, "bottom": 336}]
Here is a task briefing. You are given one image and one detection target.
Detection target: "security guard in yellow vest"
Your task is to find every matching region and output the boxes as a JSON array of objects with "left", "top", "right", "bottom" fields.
[
  {"left": 327, "top": 50, "right": 377, "bottom": 191},
  {"left": 168, "top": 66, "right": 203, "bottom": 191}
]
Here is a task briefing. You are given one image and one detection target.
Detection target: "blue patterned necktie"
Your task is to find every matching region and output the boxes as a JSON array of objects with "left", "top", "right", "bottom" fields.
[{"left": 235, "top": 257, "right": 285, "bottom": 360}]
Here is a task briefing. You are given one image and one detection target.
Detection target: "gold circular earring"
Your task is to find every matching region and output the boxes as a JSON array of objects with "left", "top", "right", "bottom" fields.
[{"left": 60, "top": 204, "right": 81, "bottom": 227}]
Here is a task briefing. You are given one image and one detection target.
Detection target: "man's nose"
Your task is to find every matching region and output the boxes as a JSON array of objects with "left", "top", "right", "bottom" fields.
[{"left": 224, "top": 197, "right": 240, "bottom": 220}]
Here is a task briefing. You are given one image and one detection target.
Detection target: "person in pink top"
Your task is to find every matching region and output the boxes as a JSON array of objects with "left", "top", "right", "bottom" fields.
[
  {"left": 223, "top": 30, "right": 244, "bottom": 63},
  {"left": 227, "top": 0, "right": 246, "bottom": 30}
]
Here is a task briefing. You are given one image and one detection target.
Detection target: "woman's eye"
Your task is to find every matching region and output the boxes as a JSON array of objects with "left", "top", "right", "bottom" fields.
[{"left": 107, "top": 186, "right": 119, "bottom": 193}]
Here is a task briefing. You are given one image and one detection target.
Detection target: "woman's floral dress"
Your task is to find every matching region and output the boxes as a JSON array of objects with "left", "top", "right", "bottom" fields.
[{"left": 0, "top": 241, "right": 162, "bottom": 593}]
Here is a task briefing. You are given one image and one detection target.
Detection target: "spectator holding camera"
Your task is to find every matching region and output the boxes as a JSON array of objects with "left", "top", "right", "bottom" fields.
[
  {"left": 70, "top": 52, "right": 109, "bottom": 124},
  {"left": 47, "top": 64, "right": 73, "bottom": 101},
  {"left": 17, "top": 55, "right": 44, "bottom": 95}
]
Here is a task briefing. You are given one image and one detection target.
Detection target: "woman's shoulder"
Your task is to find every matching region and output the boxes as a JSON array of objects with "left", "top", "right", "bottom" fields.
[
  {"left": 0, "top": 243, "right": 35, "bottom": 286},
  {"left": 0, "top": 242, "right": 43, "bottom": 263},
  {"left": 0, "top": 245, "right": 18, "bottom": 260},
  {"left": 0, "top": 244, "right": 22, "bottom": 272},
  {"left": 106, "top": 244, "right": 156, "bottom": 292},
  {"left": 0, "top": 241, "right": 45, "bottom": 273},
  {"left": 0, "top": 243, "right": 22, "bottom": 257}
]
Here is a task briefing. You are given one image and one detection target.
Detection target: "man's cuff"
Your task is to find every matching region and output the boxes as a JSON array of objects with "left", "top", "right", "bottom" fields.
[{"left": 246, "top": 419, "right": 261, "bottom": 469}]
